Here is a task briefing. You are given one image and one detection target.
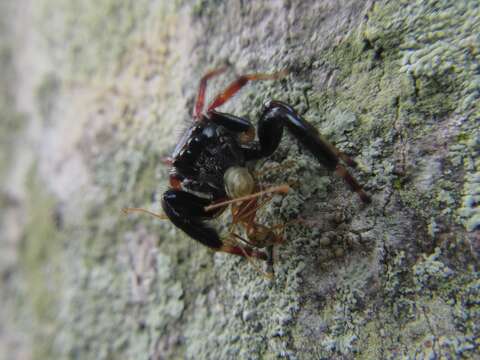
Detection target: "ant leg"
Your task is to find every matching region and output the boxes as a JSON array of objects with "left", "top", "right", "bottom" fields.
[
  {"left": 160, "top": 157, "right": 174, "bottom": 166},
  {"left": 204, "top": 184, "right": 290, "bottom": 212},
  {"left": 232, "top": 196, "right": 271, "bottom": 225},
  {"left": 122, "top": 207, "right": 168, "bottom": 220},
  {"left": 207, "top": 70, "right": 287, "bottom": 112},
  {"left": 194, "top": 67, "right": 228, "bottom": 119},
  {"left": 162, "top": 189, "right": 267, "bottom": 260},
  {"left": 245, "top": 100, "right": 371, "bottom": 203},
  {"left": 266, "top": 246, "right": 275, "bottom": 276},
  {"left": 228, "top": 233, "right": 274, "bottom": 279},
  {"left": 232, "top": 194, "right": 288, "bottom": 246},
  {"left": 219, "top": 244, "right": 268, "bottom": 260}
]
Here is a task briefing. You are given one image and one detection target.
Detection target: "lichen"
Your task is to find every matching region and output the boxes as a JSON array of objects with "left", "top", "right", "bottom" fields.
[
  {"left": 0, "top": 36, "right": 26, "bottom": 180},
  {"left": 19, "top": 166, "right": 64, "bottom": 359},
  {"left": 2, "top": 0, "right": 480, "bottom": 359}
]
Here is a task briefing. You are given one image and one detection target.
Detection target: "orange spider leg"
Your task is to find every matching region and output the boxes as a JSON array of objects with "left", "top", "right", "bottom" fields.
[
  {"left": 207, "top": 70, "right": 288, "bottom": 112},
  {"left": 194, "top": 67, "right": 228, "bottom": 119},
  {"left": 335, "top": 164, "right": 371, "bottom": 204}
]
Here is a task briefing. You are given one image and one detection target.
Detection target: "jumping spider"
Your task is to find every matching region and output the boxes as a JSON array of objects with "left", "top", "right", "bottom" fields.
[{"left": 124, "top": 67, "right": 370, "bottom": 274}]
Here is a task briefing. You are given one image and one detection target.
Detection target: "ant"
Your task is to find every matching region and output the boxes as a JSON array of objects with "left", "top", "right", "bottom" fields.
[{"left": 124, "top": 67, "right": 370, "bottom": 276}]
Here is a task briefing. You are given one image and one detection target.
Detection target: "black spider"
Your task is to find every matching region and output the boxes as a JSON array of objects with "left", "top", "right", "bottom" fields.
[{"left": 124, "top": 68, "right": 370, "bottom": 265}]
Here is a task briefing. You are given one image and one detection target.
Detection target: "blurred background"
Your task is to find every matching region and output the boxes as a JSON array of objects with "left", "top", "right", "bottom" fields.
[{"left": 1, "top": 0, "right": 479, "bottom": 359}]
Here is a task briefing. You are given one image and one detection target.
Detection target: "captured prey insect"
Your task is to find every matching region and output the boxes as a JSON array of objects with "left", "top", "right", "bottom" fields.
[{"left": 123, "top": 67, "right": 371, "bottom": 274}]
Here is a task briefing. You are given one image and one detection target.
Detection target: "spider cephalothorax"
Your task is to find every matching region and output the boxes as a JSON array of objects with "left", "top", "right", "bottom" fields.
[
  {"left": 124, "top": 67, "right": 371, "bottom": 272},
  {"left": 170, "top": 119, "right": 248, "bottom": 200}
]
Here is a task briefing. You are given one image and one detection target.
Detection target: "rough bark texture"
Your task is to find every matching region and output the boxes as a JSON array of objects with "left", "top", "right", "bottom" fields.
[{"left": 1, "top": 0, "right": 479, "bottom": 359}]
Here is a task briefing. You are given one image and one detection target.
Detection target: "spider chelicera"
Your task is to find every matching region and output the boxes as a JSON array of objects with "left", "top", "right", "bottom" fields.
[{"left": 124, "top": 67, "right": 370, "bottom": 273}]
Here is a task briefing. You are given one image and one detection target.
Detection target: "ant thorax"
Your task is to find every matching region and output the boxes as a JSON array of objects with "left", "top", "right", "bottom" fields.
[{"left": 224, "top": 166, "right": 255, "bottom": 199}]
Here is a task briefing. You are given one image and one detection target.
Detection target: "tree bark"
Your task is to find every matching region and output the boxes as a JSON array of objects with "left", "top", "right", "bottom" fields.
[{"left": 1, "top": 0, "right": 479, "bottom": 359}]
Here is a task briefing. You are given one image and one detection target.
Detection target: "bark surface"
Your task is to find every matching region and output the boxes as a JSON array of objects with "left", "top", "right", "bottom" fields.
[{"left": 1, "top": 0, "right": 479, "bottom": 359}]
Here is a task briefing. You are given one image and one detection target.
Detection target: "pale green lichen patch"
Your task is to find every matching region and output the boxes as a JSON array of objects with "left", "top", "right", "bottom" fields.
[
  {"left": 35, "top": 73, "right": 61, "bottom": 125},
  {"left": 413, "top": 247, "right": 454, "bottom": 292},
  {"left": 279, "top": 0, "right": 480, "bottom": 358},
  {"left": 361, "top": 0, "right": 480, "bottom": 250},
  {"left": 323, "top": 0, "right": 480, "bottom": 244},
  {"left": 0, "top": 38, "right": 26, "bottom": 180},
  {"left": 4, "top": 0, "right": 480, "bottom": 358},
  {"left": 18, "top": 166, "right": 64, "bottom": 359},
  {"left": 34, "top": 0, "right": 170, "bottom": 79},
  {"left": 458, "top": 135, "right": 480, "bottom": 241}
]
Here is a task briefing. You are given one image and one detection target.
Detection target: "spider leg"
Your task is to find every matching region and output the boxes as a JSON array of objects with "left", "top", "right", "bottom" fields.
[
  {"left": 162, "top": 189, "right": 267, "bottom": 260},
  {"left": 207, "top": 70, "right": 287, "bottom": 112},
  {"left": 194, "top": 67, "right": 228, "bottom": 119},
  {"left": 207, "top": 110, "right": 255, "bottom": 144},
  {"left": 208, "top": 110, "right": 252, "bottom": 132},
  {"left": 244, "top": 100, "right": 371, "bottom": 203},
  {"left": 334, "top": 164, "right": 370, "bottom": 203}
]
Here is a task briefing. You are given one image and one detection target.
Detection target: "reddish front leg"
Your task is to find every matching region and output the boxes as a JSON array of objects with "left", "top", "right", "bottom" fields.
[
  {"left": 194, "top": 67, "right": 227, "bottom": 119},
  {"left": 207, "top": 70, "right": 287, "bottom": 112}
]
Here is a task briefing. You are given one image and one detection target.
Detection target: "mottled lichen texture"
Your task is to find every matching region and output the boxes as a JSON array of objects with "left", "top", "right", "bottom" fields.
[{"left": 1, "top": 0, "right": 479, "bottom": 359}]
